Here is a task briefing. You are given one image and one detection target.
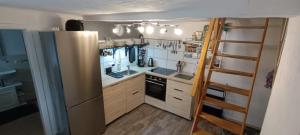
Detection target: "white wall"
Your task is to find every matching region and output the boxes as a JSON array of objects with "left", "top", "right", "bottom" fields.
[
  {"left": 145, "top": 21, "right": 208, "bottom": 74},
  {"left": 0, "top": 6, "right": 82, "bottom": 30},
  {"left": 261, "top": 16, "right": 300, "bottom": 135}
]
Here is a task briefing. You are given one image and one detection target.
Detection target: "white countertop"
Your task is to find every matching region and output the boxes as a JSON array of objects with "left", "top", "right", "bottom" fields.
[{"left": 101, "top": 66, "right": 194, "bottom": 88}]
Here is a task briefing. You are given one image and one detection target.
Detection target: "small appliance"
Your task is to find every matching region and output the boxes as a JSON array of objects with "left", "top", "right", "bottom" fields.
[{"left": 148, "top": 58, "right": 154, "bottom": 67}]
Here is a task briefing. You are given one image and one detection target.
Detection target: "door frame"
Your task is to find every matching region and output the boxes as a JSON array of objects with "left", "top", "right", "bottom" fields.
[{"left": 23, "top": 31, "right": 54, "bottom": 135}]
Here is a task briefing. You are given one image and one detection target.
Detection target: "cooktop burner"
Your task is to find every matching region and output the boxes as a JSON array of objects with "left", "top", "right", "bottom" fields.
[{"left": 149, "top": 67, "right": 176, "bottom": 76}]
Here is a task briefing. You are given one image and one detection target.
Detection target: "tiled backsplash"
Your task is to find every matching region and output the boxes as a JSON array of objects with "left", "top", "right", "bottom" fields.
[
  {"left": 100, "top": 44, "right": 199, "bottom": 75},
  {"left": 145, "top": 44, "right": 198, "bottom": 74},
  {"left": 100, "top": 47, "right": 137, "bottom": 75}
]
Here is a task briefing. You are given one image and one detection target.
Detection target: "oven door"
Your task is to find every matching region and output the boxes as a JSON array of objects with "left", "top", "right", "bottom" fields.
[{"left": 145, "top": 80, "right": 166, "bottom": 101}]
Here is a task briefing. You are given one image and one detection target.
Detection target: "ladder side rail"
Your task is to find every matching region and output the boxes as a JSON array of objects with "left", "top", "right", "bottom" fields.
[{"left": 190, "top": 18, "right": 225, "bottom": 134}]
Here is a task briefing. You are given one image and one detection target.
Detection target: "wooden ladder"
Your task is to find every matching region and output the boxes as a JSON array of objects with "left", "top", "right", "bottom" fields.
[{"left": 191, "top": 18, "right": 269, "bottom": 135}]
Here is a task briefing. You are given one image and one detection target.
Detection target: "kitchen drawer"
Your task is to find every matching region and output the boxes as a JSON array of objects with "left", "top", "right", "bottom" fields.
[
  {"left": 167, "top": 87, "right": 192, "bottom": 100},
  {"left": 126, "top": 90, "right": 144, "bottom": 112},
  {"left": 167, "top": 80, "right": 192, "bottom": 95},
  {"left": 166, "top": 94, "right": 191, "bottom": 112}
]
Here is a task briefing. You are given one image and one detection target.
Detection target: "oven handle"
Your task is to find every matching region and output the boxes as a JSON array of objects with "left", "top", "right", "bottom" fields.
[{"left": 146, "top": 80, "right": 164, "bottom": 86}]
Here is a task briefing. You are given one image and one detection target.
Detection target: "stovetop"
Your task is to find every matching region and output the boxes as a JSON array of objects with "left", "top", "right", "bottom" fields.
[{"left": 149, "top": 67, "right": 176, "bottom": 76}]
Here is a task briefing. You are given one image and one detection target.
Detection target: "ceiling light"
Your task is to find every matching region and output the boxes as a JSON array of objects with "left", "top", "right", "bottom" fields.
[
  {"left": 126, "top": 27, "right": 131, "bottom": 34},
  {"left": 112, "top": 25, "right": 124, "bottom": 36},
  {"left": 174, "top": 28, "right": 183, "bottom": 36},
  {"left": 160, "top": 28, "right": 167, "bottom": 34},
  {"left": 137, "top": 26, "right": 144, "bottom": 33},
  {"left": 146, "top": 25, "right": 154, "bottom": 34},
  {"left": 112, "top": 27, "right": 119, "bottom": 34}
]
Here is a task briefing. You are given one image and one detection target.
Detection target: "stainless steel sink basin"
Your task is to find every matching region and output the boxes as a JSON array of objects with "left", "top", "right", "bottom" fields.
[
  {"left": 174, "top": 74, "right": 193, "bottom": 80},
  {"left": 107, "top": 70, "right": 138, "bottom": 78},
  {"left": 120, "top": 70, "right": 138, "bottom": 76}
]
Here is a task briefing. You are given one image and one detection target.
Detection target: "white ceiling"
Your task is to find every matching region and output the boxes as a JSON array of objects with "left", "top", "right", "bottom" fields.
[{"left": 0, "top": 0, "right": 300, "bottom": 21}]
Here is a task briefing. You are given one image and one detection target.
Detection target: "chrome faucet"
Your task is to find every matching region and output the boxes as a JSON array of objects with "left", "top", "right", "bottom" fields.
[{"left": 127, "top": 65, "right": 130, "bottom": 75}]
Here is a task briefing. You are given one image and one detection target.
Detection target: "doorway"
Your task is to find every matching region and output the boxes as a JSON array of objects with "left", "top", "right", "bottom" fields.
[{"left": 0, "top": 30, "right": 45, "bottom": 135}]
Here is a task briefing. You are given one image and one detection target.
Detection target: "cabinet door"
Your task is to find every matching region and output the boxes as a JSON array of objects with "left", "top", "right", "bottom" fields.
[
  {"left": 125, "top": 75, "right": 145, "bottom": 112},
  {"left": 103, "top": 83, "right": 126, "bottom": 124}
]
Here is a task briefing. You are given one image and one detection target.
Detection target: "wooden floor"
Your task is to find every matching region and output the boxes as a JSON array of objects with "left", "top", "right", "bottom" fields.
[
  {"left": 103, "top": 104, "right": 260, "bottom": 135},
  {"left": 103, "top": 104, "right": 192, "bottom": 135}
]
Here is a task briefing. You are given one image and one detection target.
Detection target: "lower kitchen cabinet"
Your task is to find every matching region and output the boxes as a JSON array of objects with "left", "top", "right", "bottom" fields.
[
  {"left": 166, "top": 79, "right": 193, "bottom": 120},
  {"left": 125, "top": 75, "right": 145, "bottom": 112},
  {"left": 103, "top": 82, "right": 126, "bottom": 124},
  {"left": 103, "top": 74, "right": 145, "bottom": 124}
]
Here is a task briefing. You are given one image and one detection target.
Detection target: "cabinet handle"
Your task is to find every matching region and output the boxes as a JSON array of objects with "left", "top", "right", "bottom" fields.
[
  {"left": 173, "top": 88, "right": 183, "bottom": 92},
  {"left": 173, "top": 97, "right": 183, "bottom": 101},
  {"left": 132, "top": 91, "right": 139, "bottom": 95}
]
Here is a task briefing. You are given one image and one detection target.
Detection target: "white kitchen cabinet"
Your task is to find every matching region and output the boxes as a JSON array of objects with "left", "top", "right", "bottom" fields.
[
  {"left": 166, "top": 79, "right": 193, "bottom": 119},
  {"left": 103, "top": 74, "right": 145, "bottom": 124}
]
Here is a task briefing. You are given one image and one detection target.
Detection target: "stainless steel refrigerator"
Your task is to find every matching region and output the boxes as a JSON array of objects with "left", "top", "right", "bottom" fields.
[{"left": 36, "top": 31, "right": 105, "bottom": 135}]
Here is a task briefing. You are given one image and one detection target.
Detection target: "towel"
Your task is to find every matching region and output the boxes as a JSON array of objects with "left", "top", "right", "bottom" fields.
[{"left": 128, "top": 46, "right": 136, "bottom": 63}]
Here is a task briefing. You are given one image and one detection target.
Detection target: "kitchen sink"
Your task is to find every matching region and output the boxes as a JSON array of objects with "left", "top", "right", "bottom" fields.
[
  {"left": 107, "top": 70, "right": 138, "bottom": 78},
  {"left": 174, "top": 74, "right": 193, "bottom": 80},
  {"left": 120, "top": 70, "right": 138, "bottom": 76}
]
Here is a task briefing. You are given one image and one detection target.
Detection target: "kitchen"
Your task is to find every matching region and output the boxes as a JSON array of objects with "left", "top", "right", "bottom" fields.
[
  {"left": 0, "top": 2, "right": 293, "bottom": 135},
  {"left": 90, "top": 20, "right": 209, "bottom": 134},
  {"left": 82, "top": 18, "right": 282, "bottom": 134}
]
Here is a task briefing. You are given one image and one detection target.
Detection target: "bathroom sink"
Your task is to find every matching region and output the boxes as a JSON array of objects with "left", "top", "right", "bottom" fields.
[{"left": 174, "top": 74, "right": 193, "bottom": 80}]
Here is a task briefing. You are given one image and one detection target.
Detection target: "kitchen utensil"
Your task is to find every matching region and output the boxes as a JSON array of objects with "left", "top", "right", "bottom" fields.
[{"left": 176, "top": 61, "right": 185, "bottom": 73}]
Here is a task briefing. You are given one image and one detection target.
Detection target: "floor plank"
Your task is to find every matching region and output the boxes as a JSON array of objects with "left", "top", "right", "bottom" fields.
[
  {"left": 104, "top": 104, "right": 260, "bottom": 135},
  {"left": 103, "top": 104, "right": 192, "bottom": 135}
]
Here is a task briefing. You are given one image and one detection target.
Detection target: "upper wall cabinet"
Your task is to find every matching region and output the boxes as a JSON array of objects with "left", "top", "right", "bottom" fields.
[{"left": 0, "top": 30, "right": 26, "bottom": 56}]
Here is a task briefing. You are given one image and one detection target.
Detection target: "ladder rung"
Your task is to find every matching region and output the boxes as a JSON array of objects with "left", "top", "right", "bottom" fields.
[
  {"left": 217, "top": 53, "right": 258, "bottom": 61},
  {"left": 209, "top": 82, "right": 250, "bottom": 96},
  {"left": 192, "top": 129, "right": 213, "bottom": 135},
  {"left": 219, "top": 40, "right": 262, "bottom": 44},
  {"left": 204, "top": 97, "right": 247, "bottom": 113},
  {"left": 199, "top": 112, "right": 242, "bottom": 135},
  {"left": 211, "top": 68, "right": 254, "bottom": 77},
  {"left": 224, "top": 26, "right": 265, "bottom": 29}
]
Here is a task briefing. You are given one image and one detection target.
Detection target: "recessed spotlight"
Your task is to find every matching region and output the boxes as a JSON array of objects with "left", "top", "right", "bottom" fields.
[{"left": 112, "top": 27, "right": 119, "bottom": 34}]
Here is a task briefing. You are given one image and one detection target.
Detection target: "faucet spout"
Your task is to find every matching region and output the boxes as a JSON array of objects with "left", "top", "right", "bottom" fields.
[{"left": 127, "top": 65, "right": 130, "bottom": 75}]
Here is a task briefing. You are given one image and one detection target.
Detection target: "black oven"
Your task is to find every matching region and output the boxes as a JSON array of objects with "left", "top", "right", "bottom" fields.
[{"left": 145, "top": 74, "right": 167, "bottom": 101}]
